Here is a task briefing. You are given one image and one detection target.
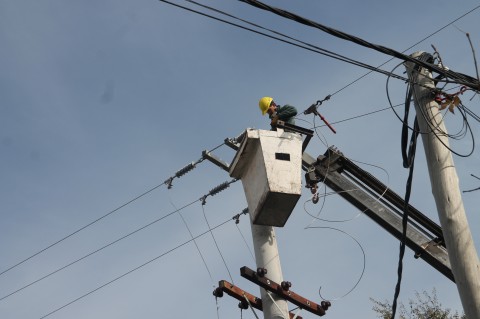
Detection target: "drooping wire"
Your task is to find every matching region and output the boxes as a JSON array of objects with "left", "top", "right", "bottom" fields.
[
  {"left": 233, "top": 208, "right": 255, "bottom": 261},
  {"left": 387, "top": 57, "right": 476, "bottom": 158},
  {"left": 391, "top": 134, "right": 417, "bottom": 319},
  {"left": 305, "top": 226, "right": 366, "bottom": 301},
  {"left": 463, "top": 174, "right": 480, "bottom": 193},
  {"left": 38, "top": 212, "right": 243, "bottom": 319},
  {"left": 243, "top": 293, "right": 261, "bottom": 319},
  {"left": 304, "top": 190, "right": 362, "bottom": 225},
  {"left": 307, "top": 122, "right": 392, "bottom": 225},
  {"left": 169, "top": 197, "right": 215, "bottom": 286},
  {"left": 201, "top": 204, "right": 235, "bottom": 284},
  {"left": 390, "top": 56, "right": 422, "bottom": 319}
]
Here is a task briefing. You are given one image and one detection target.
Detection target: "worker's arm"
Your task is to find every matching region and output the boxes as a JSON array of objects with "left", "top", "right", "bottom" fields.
[{"left": 276, "top": 105, "right": 297, "bottom": 120}]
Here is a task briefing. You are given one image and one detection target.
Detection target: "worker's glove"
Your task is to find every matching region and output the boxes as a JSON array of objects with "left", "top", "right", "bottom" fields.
[{"left": 270, "top": 115, "right": 279, "bottom": 126}]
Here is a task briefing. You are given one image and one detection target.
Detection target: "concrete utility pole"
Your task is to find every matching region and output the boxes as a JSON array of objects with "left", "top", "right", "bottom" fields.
[
  {"left": 405, "top": 52, "right": 480, "bottom": 319},
  {"left": 249, "top": 224, "right": 289, "bottom": 319},
  {"left": 230, "top": 129, "right": 303, "bottom": 319}
]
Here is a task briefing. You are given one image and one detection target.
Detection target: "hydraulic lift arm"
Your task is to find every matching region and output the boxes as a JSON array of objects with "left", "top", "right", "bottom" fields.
[{"left": 303, "top": 147, "right": 453, "bottom": 282}]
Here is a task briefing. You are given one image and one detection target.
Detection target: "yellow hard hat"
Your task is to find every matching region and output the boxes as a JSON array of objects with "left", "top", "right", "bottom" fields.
[{"left": 259, "top": 96, "right": 273, "bottom": 115}]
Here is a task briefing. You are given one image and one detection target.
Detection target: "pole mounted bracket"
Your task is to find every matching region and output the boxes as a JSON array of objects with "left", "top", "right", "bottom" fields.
[
  {"left": 240, "top": 266, "right": 331, "bottom": 317},
  {"left": 275, "top": 121, "right": 314, "bottom": 152},
  {"left": 214, "top": 280, "right": 303, "bottom": 319}
]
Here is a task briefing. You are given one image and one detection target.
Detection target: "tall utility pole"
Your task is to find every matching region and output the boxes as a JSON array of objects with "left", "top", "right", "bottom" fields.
[
  {"left": 249, "top": 224, "right": 289, "bottom": 319},
  {"left": 230, "top": 128, "right": 303, "bottom": 319},
  {"left": 405, "top": 51, "right": 480, "bottom": 319}
]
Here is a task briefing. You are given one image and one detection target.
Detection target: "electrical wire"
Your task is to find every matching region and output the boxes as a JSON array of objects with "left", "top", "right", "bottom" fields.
[
  {"left": 169, "top": 197, "right": 215, "bottom": 286},
  {"left": 201, "top": 204, "right": 235, "bottom": 284},
  {"left": 0, "top": 181, "right": 166, "bottom": 278},
  {"left": 240, "top": 0, "right": 480, "bottom": 90},
  {"left": 38, "top": 213, "right": 242, "bottom": 319},
  {"left": 463, "top": 174, "right": 480, "bottom": 193},
  {"left": 390, "top": 55, "right": 423, "bottom": 319},
  {"left": 328, "top": 3, "right": 480, "bottom": 97},
  {"left": 312, "top": 103, "right": 402, "bottom": 129},
  {"left": 235, "top": 219, "right": 255, "bottom": 262},
  {"left": 158, "top": 0, "right": 411, "bottom": 82},
  {"left": 0, "top": 142, "right": 225, "bottom": 278},
  {"left": 1, "top": 178, "right": 237, "bottom": 302},
  {"left": 304, "top": 190, "right": 362, "bottom": 224},
  {"left": 0, "top": 197, "right": 201, "bottom": 302},
  {"left": 393, "top": 55, "right": 477, "bottom": 158},
  {"left": 305, "top": 226, "right": 366, "bottom": 301}
]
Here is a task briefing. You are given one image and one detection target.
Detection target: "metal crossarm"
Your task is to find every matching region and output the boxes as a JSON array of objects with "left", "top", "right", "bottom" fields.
[
  {"left": 215, "top": 280, "right": 303, "bottom": 319},
  {"left": 240, "top": 266, "right": 330, "bottom": 317}
]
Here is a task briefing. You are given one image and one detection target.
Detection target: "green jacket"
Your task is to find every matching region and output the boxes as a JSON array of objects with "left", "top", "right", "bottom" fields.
[{"left": 271, "top": 104, "right": 297, "bottom": 125}]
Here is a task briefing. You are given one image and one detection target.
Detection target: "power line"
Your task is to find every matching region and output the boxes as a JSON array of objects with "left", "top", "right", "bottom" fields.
[
  {"left": 170, "top": 197, "right": 216, "bottom": 286},
  {"left": 0, "top": 182, "right": 166, "bottom": 278},
  {"left": 0, "top": 179, "right": 237, "bottom": 302},
  {"left": 163, "top": 0, "right": 480, "bottom": 104},
  {"left": 158, "top": 0, "right": 410, "bottom": 82},
  {"left": 240, "top": 0, "right": 480, "bottom": 91},
  {"left": 38, "top": 212, "right": 246, "bottom": 319},
  {"left": 329, "top": 3, "right": 480, "bottom": 97},
  {"left": 0, "top": 142, "right": 225, "bottom": 278},
  {"left": 313, "top": 104, "right": 403, "bottom": 128},
  {"left": 201, "top": 204, "right": 235, "bottom": 284},
  {"left": 0, "top": 198, "right": 200, "bottom": 302}
]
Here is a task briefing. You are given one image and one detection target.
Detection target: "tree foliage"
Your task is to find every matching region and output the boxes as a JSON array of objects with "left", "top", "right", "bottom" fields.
[{"left": 370, "top": 289, "right": 466, "bottom": 319}]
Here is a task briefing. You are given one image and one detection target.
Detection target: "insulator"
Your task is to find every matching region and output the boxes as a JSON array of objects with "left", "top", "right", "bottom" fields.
[
  {"left": 281, "top": 281, "right": 292, "bottom": 291},
  {"left": 213, "top": 287, "right": 224, "bottom": 298},
  {"left": 257, "top": 267, "right": 267, "bottom": 277},
  {"left": 209, "top": 179, "right": 234, "bottom": 197},
  {"left": 321, "top": 300, "right": 331, "bottom": 310},
  {"left": 175, "top": 162, "right": 195, "bottom": 178},
  {"left": 238, "top": 300, "right": 249, "bottom": 310}
]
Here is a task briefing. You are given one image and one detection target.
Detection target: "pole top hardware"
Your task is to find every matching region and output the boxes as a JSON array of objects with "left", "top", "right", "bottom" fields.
[{"left": 241, "top": 266, "right": 331, "bottom": 317}]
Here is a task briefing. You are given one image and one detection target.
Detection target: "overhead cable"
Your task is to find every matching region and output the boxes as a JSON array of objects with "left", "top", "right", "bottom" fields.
[
  {"left": 305, "top": 226, "right": 366, "bottom": 301},
  {"left": 170, "top": 198, "right": 215, "bottom": 287},
  {"left": 1, "top": 179, "right": 237, "bottom": 302},
  {"left": 0, "top": 142, "right": 225, "bottom": 278},
  {"left": 158, "top": 0, "right": 410, "bottom": 82},
  {"left": 0, "top": 182, "right": 166, "bottom": 278},
  {"left": 38, "top": 210, "right": 247, "bottom": 319},
  {"left": 239, "top": 0, "right": 480, "bottom": 91},
  {"left": 328, "top": 3, "right": 480, "bottom": 97},
  {"left": 202, "top": 204, "right": 235, "bottom": 283},
  {"left": 0, "top": 198, "right": 199, "bottom": 302}
]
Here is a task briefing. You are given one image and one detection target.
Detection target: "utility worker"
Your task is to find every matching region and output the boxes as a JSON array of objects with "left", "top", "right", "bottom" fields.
[{"left": 258, "top": 96, "right": 298, "bottom": 129}]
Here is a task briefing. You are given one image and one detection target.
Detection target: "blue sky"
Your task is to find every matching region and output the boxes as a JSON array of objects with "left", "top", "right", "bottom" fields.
[{"left": 1, "top": 1, "right": 479, "bottom": 318}]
